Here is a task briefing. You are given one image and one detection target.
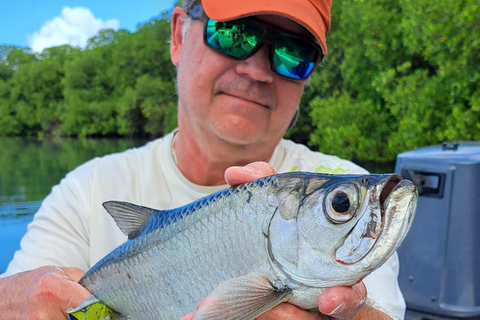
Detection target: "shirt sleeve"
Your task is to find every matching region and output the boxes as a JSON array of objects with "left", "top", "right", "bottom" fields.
[
  {"left": 3, "top": 164, "right": 92, "bottom": 276},
  {"left": 363, "top": 252, "right": 406, "bottom": 320}
]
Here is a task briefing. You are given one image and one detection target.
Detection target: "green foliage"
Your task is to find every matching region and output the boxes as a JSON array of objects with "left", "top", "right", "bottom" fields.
[
  {"left": 306, "top": 0, "right": 480, "bottom": 162},
  {"left": 117, "top": 74, "right": 177, "bottom": 137},
  {"left": 0, "top": 0, "right": 478, "bottom": 163}
]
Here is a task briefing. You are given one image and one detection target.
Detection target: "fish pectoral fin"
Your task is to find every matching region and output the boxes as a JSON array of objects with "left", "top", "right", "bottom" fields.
[
  {"left": 103, "top": 201, "right": 157, "bottom": 239},
  {"left": 192, "top": 274, "right": 293, "bottom": 320},
  {"left": 67, "top": 295, "right": 127, "bottom": 320}
]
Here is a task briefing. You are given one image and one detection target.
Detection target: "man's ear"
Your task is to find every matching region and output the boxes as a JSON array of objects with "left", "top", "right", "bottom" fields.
[{"left": 170, "top": 7, "right": 187, "bottom": 66}]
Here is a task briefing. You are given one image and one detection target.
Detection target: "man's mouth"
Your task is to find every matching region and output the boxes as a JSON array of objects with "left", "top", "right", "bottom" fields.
[{"left": 222, "top": 92, "right": 270, "bottom": 109}]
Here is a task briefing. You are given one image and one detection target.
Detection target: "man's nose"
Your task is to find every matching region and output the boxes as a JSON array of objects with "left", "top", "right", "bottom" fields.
[{"left": 234, "top": 44, "right": 274, "bottom": 83}]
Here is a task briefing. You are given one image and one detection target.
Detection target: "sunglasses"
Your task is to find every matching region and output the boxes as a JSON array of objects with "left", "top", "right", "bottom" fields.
[{"left": 187, "top": 6, "right": 323, "bottom": 80}]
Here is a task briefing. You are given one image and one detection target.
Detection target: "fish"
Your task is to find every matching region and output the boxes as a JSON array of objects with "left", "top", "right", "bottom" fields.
[{"left": 68, "top": 172, "right": 417, "bottom": 320}]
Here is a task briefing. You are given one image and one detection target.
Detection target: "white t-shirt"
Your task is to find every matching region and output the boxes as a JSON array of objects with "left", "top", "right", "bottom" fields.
[{"left": 3, "top": 131, "right": 405, "bottom": 319}]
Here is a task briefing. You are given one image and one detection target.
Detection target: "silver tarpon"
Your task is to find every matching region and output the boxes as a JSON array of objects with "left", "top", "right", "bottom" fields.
[{"left": 71, "top": 172, "right": 417, "bottom": 320}]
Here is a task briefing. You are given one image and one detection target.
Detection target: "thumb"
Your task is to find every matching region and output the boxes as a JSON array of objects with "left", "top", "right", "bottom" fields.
[
  {"left": 61, "top": 267, "right": 86, "bottom": 282},
  {"left": 224, "top": 161, "right": 276, "bottom": 186},
  {"left": 54, "top": 267, "right": 92, "bottom": 310}
]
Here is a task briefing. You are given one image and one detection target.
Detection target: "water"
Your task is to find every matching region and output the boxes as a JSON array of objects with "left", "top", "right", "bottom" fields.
[{"left": 0, "top": 137, "right": 148, "bottom": 273}]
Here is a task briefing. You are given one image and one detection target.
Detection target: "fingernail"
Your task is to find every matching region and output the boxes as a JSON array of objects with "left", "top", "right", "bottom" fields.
[
  {"left": 327, "top": 301, "right": 346, "bottom": 315},
  {"left": 242, "top": 166, "right": 259, "bottom": 175}
]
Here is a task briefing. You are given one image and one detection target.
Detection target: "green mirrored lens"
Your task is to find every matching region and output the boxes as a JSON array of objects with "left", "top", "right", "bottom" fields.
[
  {"left": 204, "top": 17, "right": 320, "bottom": 80},
  {"left": 205, "top": 19, "right": 262, "bottom": 59},
  {"left": 273, "top": 36, "right": 319, "bottom": 80}
]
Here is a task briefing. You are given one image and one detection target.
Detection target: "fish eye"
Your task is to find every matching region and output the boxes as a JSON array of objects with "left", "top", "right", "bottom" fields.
[
  {"left": 325, "top": 185, "right": 358, "bottom": 223},
  {"left": 331, "top": 192, "right": 350, "bottom": 213}
]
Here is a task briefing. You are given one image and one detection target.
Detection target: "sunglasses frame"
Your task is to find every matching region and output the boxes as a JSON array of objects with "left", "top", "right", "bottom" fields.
[{"left": 187, "top": 6, "right": 323, "bottom": 81}]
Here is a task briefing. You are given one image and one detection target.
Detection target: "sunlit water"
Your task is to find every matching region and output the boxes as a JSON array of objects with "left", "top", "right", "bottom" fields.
[{"left": 0, "top": 137, "right": 148, "bottom": 273}]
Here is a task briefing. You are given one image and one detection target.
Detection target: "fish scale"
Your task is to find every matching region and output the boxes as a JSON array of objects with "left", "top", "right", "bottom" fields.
[{"left": 71, "top": 172, "right": 417, "bottom": 320}]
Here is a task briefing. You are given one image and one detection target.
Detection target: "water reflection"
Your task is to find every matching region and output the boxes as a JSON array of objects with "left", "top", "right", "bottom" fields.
[{"left": 0, "top": 137, "right": 148, "bottom": 273}]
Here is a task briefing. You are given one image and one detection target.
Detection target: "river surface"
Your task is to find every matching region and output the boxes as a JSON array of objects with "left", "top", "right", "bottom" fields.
[{"left": 0, "top": 137, "right": 148, "bottom": 273}]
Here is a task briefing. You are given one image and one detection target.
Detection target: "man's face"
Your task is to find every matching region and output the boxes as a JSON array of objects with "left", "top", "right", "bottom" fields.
[{"left": 171, "top": 9, "right": 309, "bottom": 148}]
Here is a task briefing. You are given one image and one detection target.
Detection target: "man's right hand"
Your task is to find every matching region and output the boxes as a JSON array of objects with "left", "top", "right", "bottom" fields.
[{"left": 0, "top": 266, "right": 91, "bottom": 319}]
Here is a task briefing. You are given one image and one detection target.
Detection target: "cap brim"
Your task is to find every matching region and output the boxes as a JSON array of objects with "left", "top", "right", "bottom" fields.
[{"left": 202, "top": 0, "right": 328, "bottom": 54}]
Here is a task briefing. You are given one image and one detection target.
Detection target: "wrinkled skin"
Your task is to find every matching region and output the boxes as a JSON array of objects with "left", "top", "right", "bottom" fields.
[{"left": 0, "top": 266, "right": 90, "bottom": 320}]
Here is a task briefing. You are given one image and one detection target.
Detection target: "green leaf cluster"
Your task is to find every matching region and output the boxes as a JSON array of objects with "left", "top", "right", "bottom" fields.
[{"left": 298, "top": 0, "right": 480, "bottom": 162}]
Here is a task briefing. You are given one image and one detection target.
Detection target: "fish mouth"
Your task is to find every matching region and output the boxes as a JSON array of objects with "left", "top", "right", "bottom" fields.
[
  {"left": 379, "top": 176, "right": 417, "bottom": 248},
  {"left": 335, "top": 174, "right": 417, "bottom": 265},
  {"left": 379, "top": 175, "right": 403, "bottom": 213}
]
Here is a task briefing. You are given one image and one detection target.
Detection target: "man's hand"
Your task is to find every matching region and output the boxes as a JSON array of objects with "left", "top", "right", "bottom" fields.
[
  {"left": 255, "top": 281, "right": 366, "bottom": 319},
  {"left": 0, "top": 266, "right": 91, "bottom": 320},
  {"left": 224, "top": 161, "right": 276, "bottom": 186},
  {"left": 317, "top": 282, "right": 367, "bottom": 318}
]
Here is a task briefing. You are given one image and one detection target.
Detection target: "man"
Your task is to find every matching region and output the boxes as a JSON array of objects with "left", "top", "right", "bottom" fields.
[{"left": 0, "top": 0, "right": 405, "bottom": 319}]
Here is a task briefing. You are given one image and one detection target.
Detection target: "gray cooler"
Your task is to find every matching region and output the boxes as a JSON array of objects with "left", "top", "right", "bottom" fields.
[{"left": 394, "top": 141, "right": 480, "bottom": 319}]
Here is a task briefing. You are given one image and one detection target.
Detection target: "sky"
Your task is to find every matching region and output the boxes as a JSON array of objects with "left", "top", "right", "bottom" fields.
[{"left": 1, "top": 0, "right": 177, "bottom": 52}]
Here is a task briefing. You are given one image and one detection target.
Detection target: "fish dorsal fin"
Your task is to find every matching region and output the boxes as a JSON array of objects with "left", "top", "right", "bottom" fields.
[
  {"left": 193, "top": 274, "right": 292, "bottom": 320},
  {"left": 102, "top": 201, "right": 156, "bottom": 239}
]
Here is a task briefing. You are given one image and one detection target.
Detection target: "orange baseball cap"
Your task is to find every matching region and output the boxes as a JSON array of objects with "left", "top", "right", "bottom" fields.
[{"left": 201, "top": 0, "right": 333, "bottom": 55}]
